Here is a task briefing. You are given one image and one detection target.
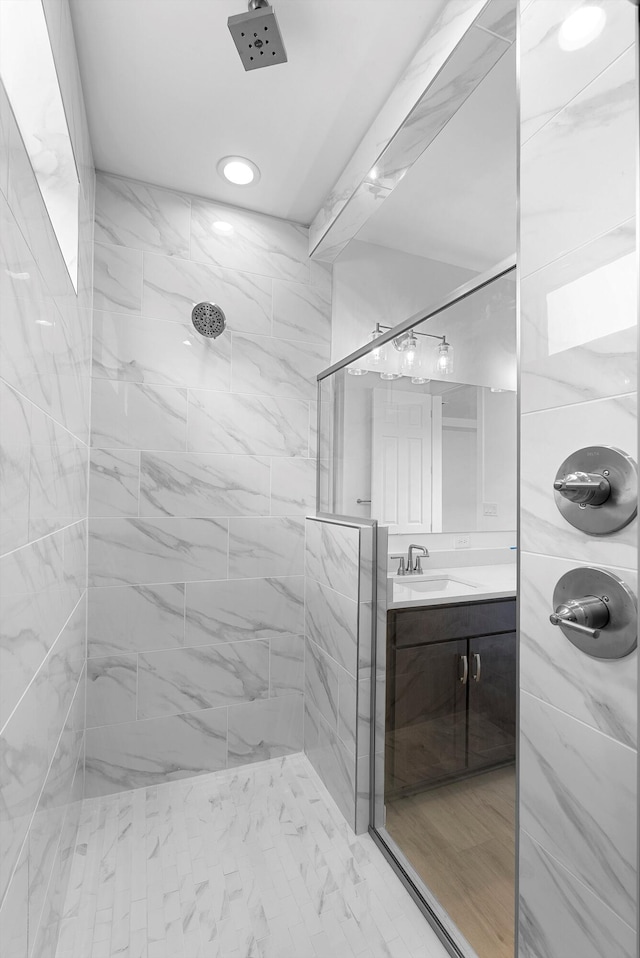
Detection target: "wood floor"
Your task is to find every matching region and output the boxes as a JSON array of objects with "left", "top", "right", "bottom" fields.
[{"left": 386, "top": 765, "right": 516, "bottom": 958}]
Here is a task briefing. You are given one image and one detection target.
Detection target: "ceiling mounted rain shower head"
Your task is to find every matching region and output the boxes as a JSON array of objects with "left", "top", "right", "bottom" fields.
[
  {"left": 228, "top": 0, "right": 287, "bottom": 71},
  {"left": 191, "top": 302, "right": 227, "bottom": 339}
]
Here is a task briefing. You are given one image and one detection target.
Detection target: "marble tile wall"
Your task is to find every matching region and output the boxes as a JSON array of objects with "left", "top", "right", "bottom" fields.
[
  {"left": 86, "top": 171, "right": 331, "bottom": 797},
  {"left": 304, "top": 518, "right": 374, "bottom": 833},
  {"left": 518, "top": 2, "right": 638, "bottom": 954},
  {"left": 0, "top": 2, "right": 94, "bottom": 956}
]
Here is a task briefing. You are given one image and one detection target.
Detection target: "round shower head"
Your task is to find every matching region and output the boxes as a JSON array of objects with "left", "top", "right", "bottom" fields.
[{"left": 191, "top": 302, "right": 227, "bottom": 338}]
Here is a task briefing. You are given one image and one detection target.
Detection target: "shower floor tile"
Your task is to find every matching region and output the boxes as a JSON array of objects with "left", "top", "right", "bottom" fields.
[{"left": 54, "top": 753, "right": 449, "bottom": 958}]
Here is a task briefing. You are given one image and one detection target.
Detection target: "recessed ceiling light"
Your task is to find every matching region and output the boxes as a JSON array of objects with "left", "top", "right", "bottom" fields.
[
  {"left": 558, "top": 5, "right": 606, "bottom": 51},
  {"left": 217, "top": 155, "right": 260, "bottom": 185},
  {"left": 213, "top": 221, "right": 234, "bottom": 233}
]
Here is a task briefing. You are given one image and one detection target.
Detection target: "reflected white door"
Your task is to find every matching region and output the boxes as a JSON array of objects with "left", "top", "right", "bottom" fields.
[{"left": 371, "top": 389, "right": 435, "bottom": 534}]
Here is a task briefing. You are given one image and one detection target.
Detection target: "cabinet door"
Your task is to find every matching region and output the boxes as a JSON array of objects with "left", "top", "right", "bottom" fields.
[
  {"left": 467, "top": 632, "right": 516, "bottom": 771},
  {"left": 386, "top": 639, "right": 468, "bottom": 795}
]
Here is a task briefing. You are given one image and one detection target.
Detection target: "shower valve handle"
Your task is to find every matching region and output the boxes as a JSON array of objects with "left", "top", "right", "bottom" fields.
[
  {"left": 549, "top": 595, "right": 610, "bottom": 639},
  {"left": 553, "top": 471, "right": 611, "bottom": 506}
]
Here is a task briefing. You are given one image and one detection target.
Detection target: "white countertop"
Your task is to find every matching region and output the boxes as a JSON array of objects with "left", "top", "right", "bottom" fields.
[{"left": 388, "top": 563, "right": 517, "bottom": 609}]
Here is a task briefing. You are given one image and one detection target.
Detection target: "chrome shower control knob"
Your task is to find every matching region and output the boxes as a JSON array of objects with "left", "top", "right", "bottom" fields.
[
  {"left": 550, "top": 567, "right": 637, "bottom": 659},
  {"left": 553, "top": 446, "right": 637, "bottom": 535},
  {"left": 553, "top": 471, "right": 611, "bottom": 506},
  {"left": 549, "top": 595, "right": 610, "bottom": 639}
]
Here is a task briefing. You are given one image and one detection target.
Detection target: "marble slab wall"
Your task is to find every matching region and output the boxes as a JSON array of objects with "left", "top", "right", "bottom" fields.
[
  {"left": 0, "top": 2, "right": 94, "bottom": 956},
  {"left": 304, "top": 517, "right": 375, "bottom": 833},
  {"left": 518, "top": 2, "right": 638, "bottom": 954},
  {"left": 86, "top": 172, "right": 331, "bottom": 797}
]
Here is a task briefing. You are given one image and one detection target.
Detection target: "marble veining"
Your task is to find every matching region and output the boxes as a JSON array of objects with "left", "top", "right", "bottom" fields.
[
  {"left": 270, "top": 458, "right": 316, "bottom": 517},
  {"left": 272, "top": 280, "right": 331, "bottom": 344},
  {"left": 520, "top": 691, "right": 636, "bottom": 926},
  {"left": 227, "top": 694, "right": 303, "bottom": 768},
  {"left": 191, "top": 200, "right": 310, "bottom": 284},
  {"left": 93, "top": 242, "right": 143, "bottom": 314},
  {"left": 228, "top": 516, "right": 305, "bottom": 579},
  {"left": 88, "top": 517, "right": 228, "bottom": 586},
  {"left": 142, "top": 252, "right": 272, "bottom": 337},
  {"left": 139, "top": 451, "right": 270, "bottom": 518},
  {"left": 269, "top": 635, "right": 304, "bottom": 698},
  {"left": 89, "top": 448, "right": 140, "bottom": 518},
  {"left": 518, "top": 830, "right": 635, "bottom": 958},
  {"left": 86, "top": 654, "right": 138, "bottom": 728},
  {"left": 90, "top": 379, "right": 188, "bottom": 451},
  {"left": 92, "top": 309, "right": 232, "bottom": 391},
  {"left": 184, "top": 576, "right": 304, "bottom": 646},
  {"left": 304, "top": 702, "right": 357, "bottom": 832},
  {"left": 55, "top": 753, "right": 448, "bottom": 958},
  {"left": 187, "top": 391, "right": 310, "bottom": 458},
  {"left": 231, "top": 332, "right": 330, "bottom": 403},
  {"left": 137, "top": 640, "right": 270, "bottom": 719},
  {"left": 305, "top": 519, "right": 360, "bottom": 599},
  {"left": 87, "top": 583, "right": 186, "bottom": 656},
  {"left": 305, "top": 576, "right": 358, "bottom": 676},
  {"left": 95, "top": 173, "right": 191, "bottom": 257}
]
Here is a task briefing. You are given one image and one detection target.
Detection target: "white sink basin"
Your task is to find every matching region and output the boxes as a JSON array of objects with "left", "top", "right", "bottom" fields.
[{"left": 397, "top": 576, "right": 476, "bottom": 594}]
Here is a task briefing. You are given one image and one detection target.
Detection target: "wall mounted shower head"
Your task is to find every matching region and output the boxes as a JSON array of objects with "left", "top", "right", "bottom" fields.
[
  {"left": 191, "top": 302, "right": 226, "bottom": 339},
  {"left": 228, "top": 0, "right": 287, "bottom": 71}
]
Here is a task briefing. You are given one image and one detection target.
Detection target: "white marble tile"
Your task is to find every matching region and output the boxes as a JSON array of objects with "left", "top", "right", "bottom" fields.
[
  {"left": 272, "top": 280, "right": 331, "bottom": 344},
  {"left": 305, "top": 576, "right": 358, "bottom": 676},
  {"left": 0, "top": 378, "right": 31, "bottom": 554},
  {"left": 228, "top": 516, "right": 304, "bottom": 579},
  {"left": 519, "top": 831, "right": 635, "bottom": 958},
  {"left": 304, "top": 637, "right": 339, "bottom": 730},
  {"left": 521, "top": 218, "right": 636, "bottom": 413},
  {"left": 187, "top": 390, "right": 310, "bottom": 457},
  {"left": 269, "top": 635, "right": 304, "bottom": 698},
  {"left": 474, "top": 0, "right": 515, "bottom": 41},
  {"left": 139, "top": 451, "right": 270, "bottom": 518},
  {"left": 305, "top": 519, "right": 360, "bottom": 599},
  {"left": 88, "top": 517, "right": 228, "bottom": 586},
  {"left": 270, "top": 457, "right": 316, "bottom": 516},
  {"left": 142, "top": 251, "right": 272, "bottom": 336},
  {"left": 0, "top": 81, "right": 10, "bottom": 200},
  {"left": 95, "top": 173, "right": 190, "bottom": 257},
  {"left": 520, "top": 691, "right": 637, "bottom": 925},
  {"left": 304, "top": 703, "right": 356, "bottom": 831},
  {"left": 337, "top": 669, "right": 357, "bottom": 757},
  {"left": 191, "top": 200, "right": 309, "bottom": 283},
  {"left": 185, "top": 576, "right": 304, "bottom": 646},
  {"left": 521, "top": 394, "right": 637, "bottom": 567},
  {"left": 56, "top": 754, "right": 449, "bottom": 957},
  {"left": 520, "top": 552, "right": 636, "bottom": 748},
  {"left": 138, "top": 640, "right": 269, "bottom": 719},
  {"left": 231, "top": 333, "right": 329, "bottom": 402},
  {"left": 88, "top": 583, "right": 185, "bottom": 656},
  {"left": 86, "top": 654, "right": 138, "bottom": 728},
  {"left": 92, "top": 309, "right": 232, "bottom": 390},
  {"left": 520, "top": 0, "right": 635, "bottom": 145},
  {"left": 89, "top": 448, "right": 140, "bottom": 518},
  {"left": 227, "top": 694, "right": 303, "bottom": 767},
  {"left": 93, "top": 242, "right": 142, "bottom": 313},
  {"left": 91, "top": 380, "right": 187, "bottom": 451},
  {"left": 28, "top": 407, "right": 87, "bottom": 539},
  {"left": 0, "top": 840, "right": 28, "bottom": 958},
  {"left": 84, "top": 709, "right": 228, "bottom": 798},
  {"left": 520, "top": 46, "right": 636, "bottom": 279}
]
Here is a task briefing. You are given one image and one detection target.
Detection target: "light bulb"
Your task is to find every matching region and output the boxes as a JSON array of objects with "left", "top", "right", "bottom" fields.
[
  {"left": 558, "top": 5, "right": 606, "bottom": 51},
  {"left": 436, "top": 342, "right": 453, "bottom": 375},
  {"left": 400, "top": 334, "right": 419, "bottom": 374},
  {"left": 368, "top": 328, "right": 387, "bottom": 366}
]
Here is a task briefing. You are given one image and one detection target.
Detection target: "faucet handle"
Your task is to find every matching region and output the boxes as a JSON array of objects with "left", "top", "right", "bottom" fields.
[
  {"left": 414, "top": 557, "right": 423, "bottom": 574},
  {"left": 390, "top": 554, "right": 406, "bottom": 576}
]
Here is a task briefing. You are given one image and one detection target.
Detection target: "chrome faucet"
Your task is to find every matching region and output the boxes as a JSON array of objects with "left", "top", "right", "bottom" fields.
[{"left": 407, "top": 544, "right": 429, "bottom": 574}]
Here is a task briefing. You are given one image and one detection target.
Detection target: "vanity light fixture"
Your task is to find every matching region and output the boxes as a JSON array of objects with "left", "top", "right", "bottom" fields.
[
  {"left": 380, "top": 372, "right": 402, "bottom": 381},
  {"left": 372, "top": 323, "right": 453, "bottom": 377},
  {"left": 558, "top": 5, "right": 606, "bottom": 51},
  {"left": 368, "top": 326, "right": 388, "bottom": 366},
  {"left": 347, "top": 366, "right": 368, "bottom": 376},
  {"left": 411, "top": 376, "right": 430, "bottom": 385},
  {"left": 217, "top": 156, "right": 261, "bottom": 185}
]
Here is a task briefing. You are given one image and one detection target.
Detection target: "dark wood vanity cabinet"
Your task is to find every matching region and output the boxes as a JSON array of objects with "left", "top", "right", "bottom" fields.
[{"left": 386, "top": 599, "right": 516, "bottom": 797}]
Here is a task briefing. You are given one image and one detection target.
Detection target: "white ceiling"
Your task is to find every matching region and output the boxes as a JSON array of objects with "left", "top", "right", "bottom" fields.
[
  {"left": 356, "top": 43, "right": 517, "bottom": 272},
  {"left": 69, "top": 0, "right": 448, "bottom": 225}
]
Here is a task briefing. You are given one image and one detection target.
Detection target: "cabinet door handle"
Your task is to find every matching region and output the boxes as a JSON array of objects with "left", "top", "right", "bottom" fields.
[
  {"left": 459, "top": 654, "right": 468, "bottom": 685},
  {"left": 472, "top": 652, "right": 481, "bottom": 683}
]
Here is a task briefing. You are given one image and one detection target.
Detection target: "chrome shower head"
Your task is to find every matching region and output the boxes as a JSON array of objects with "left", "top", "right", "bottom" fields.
[
  {"left": 191, "top": 302, "right": 226, "bottom": 339},
  {"left": 228, "top": 0, "right": 287, "bottom": 71}
]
